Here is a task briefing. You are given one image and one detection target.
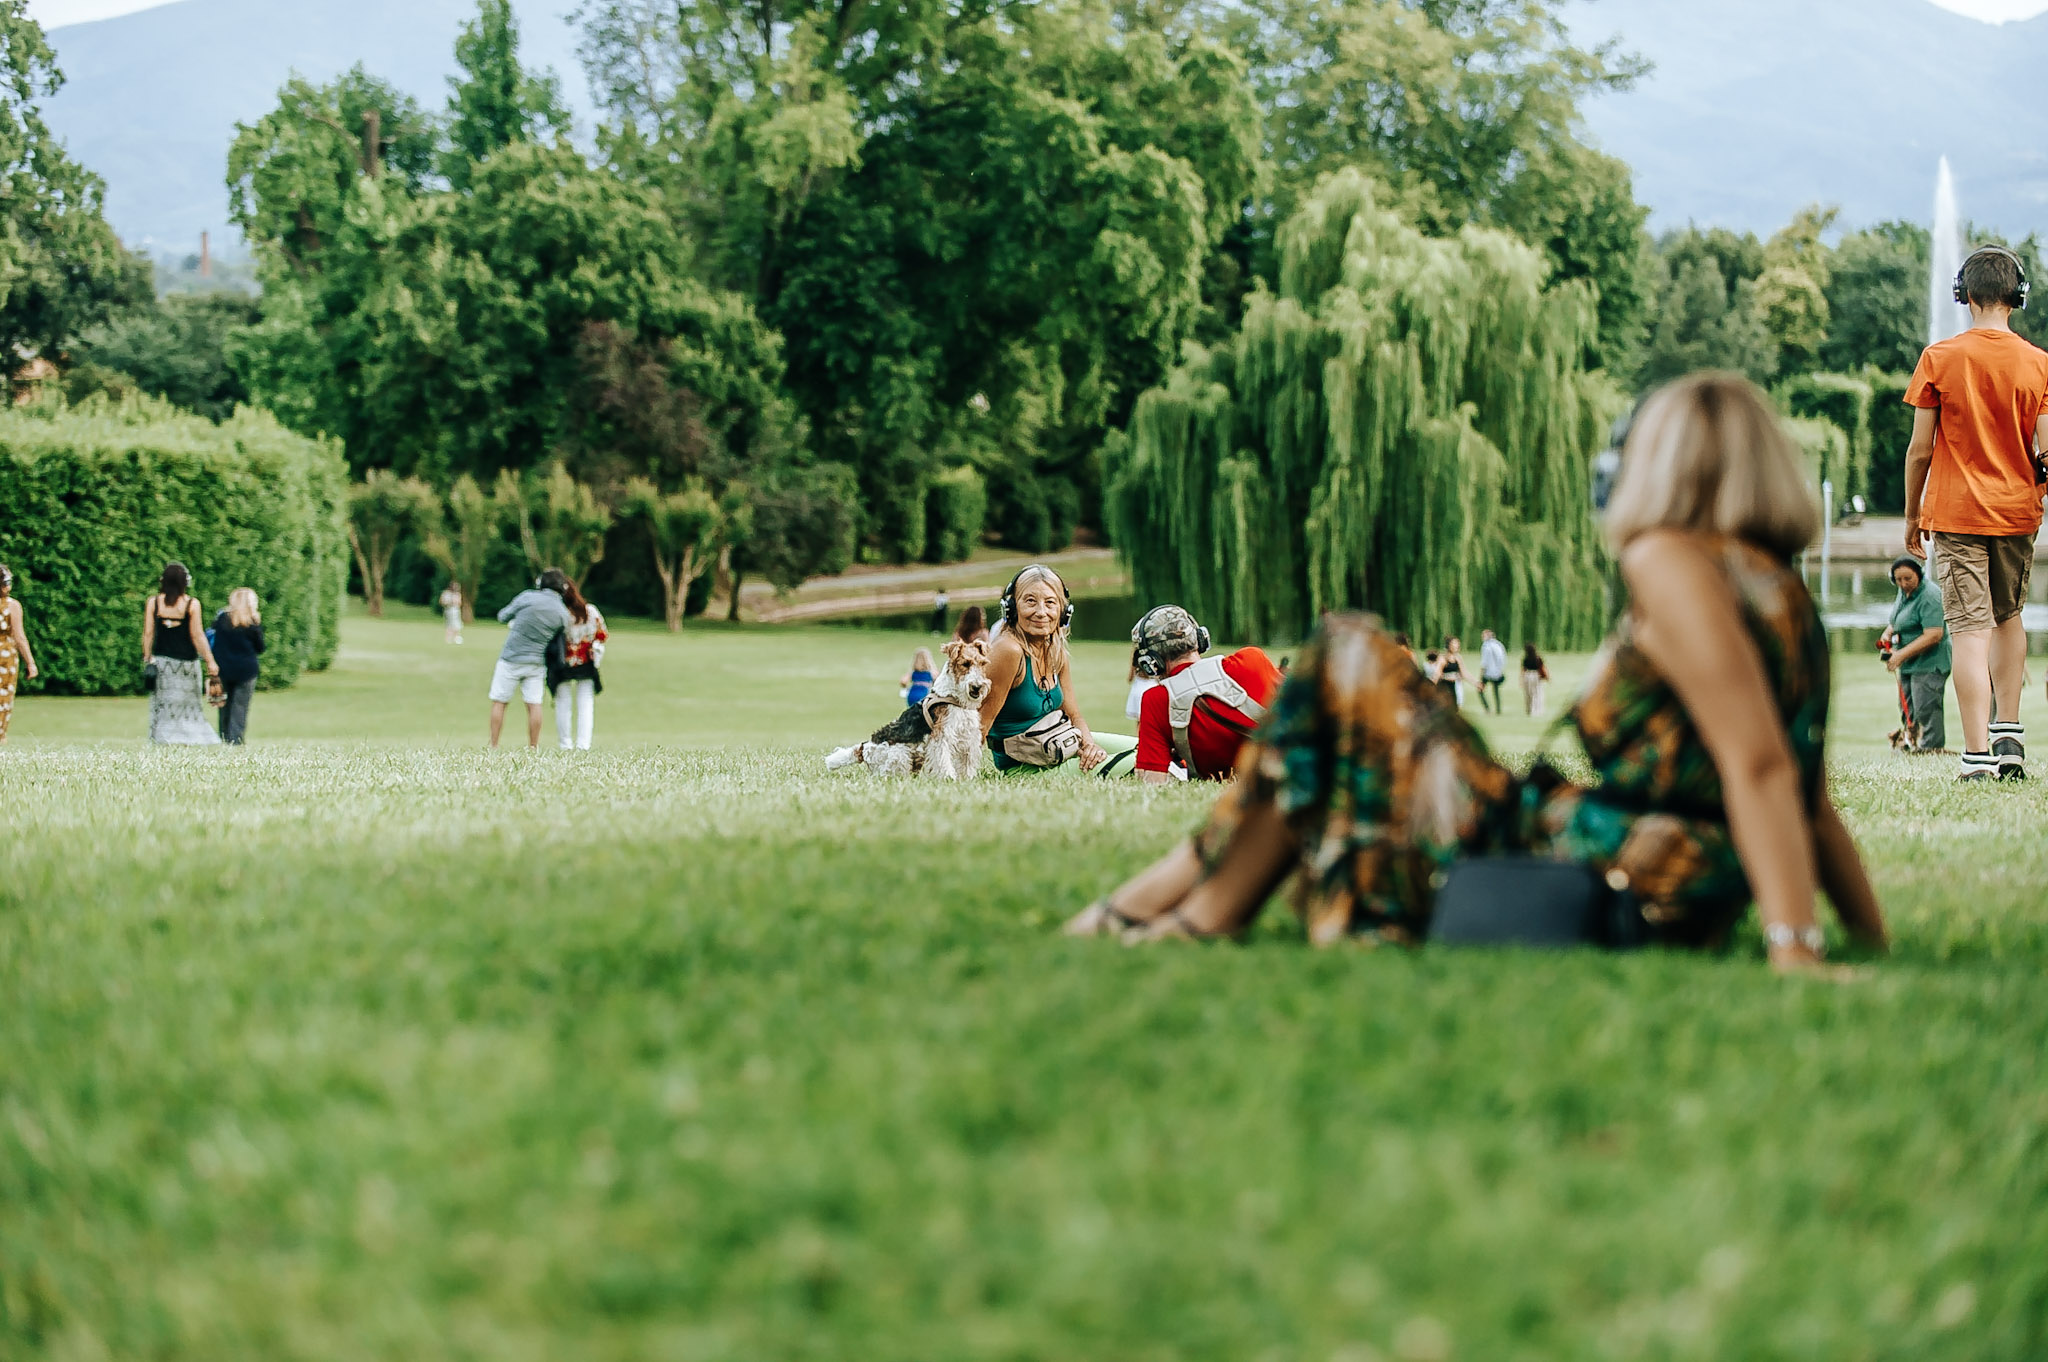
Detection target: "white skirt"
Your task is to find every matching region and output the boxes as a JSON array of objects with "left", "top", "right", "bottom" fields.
[{"left": 149, "top": 657, "right": 220, "bottom": 745}]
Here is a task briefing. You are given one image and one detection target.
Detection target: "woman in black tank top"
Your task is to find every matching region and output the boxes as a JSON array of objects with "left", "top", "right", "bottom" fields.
[{"left": 142, "top": 562, "right": 221, "bottom": 745}]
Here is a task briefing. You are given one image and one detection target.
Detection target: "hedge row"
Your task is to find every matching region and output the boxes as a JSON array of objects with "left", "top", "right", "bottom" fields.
[{"left": 0, "top": 397, "right": 349, "bottom": 696}]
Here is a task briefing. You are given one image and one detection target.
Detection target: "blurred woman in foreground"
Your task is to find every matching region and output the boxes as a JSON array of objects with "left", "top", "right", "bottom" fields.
[{"left": 1070, "top": 374, "right": 1888, "bottom": 973}]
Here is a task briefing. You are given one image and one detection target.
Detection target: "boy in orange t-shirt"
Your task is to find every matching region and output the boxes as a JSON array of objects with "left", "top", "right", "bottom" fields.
[{"left": 1903, "top": 244, "right": 2048, "bottom": 781}]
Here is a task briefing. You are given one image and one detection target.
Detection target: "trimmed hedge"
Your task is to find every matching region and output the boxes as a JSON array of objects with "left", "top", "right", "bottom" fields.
[
  {"left": 1785, "top": 415, "right": 1850, "bottom": 511},
  {"left": 1865, "top": 371, "right": 1914, "bottom": 514},
  {"left": 923, "top": 465, "right": 988, "bottom": 563},
  {"left": 0, "top": 397, "right": 348, "bottom": 696},
  {"left": 1782, "top": 372, "right": 1872, "bottom": 501}
]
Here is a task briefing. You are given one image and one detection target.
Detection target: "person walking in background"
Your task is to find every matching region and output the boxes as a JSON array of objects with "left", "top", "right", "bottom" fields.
[
  {"left": 1902, "top": 244, "right": 2048, "bottom": 781},
  {"left": 1881, "top": 555, "right": 1950, "bottom": 754},
  {"left": 1478, "top": 629, "right": 1508, "bottom": 713},
  {"left": 0, "top": 564, "right": 38, "bottom": 743},
  {"left": 440, "top": 582, "right": 465, "bottom": 644},
  {"left": 1437, "top": 636, "right": 1466, "bottom": 707},
  {"left": 553, "top": 577, "right": 606, "bottom": 751},
  {"left": 490, "top": 569, "right": 573, "bottom": 749},
  {"left": 954, "top": 605, "right": 989, "bottom": 649},
  {"left": 1520, "top": 643, "right": 1548, "bottom": 715},
  {"left": 211, "top": 588, "right": 265, "bottom": 745},
  {"left": 142, "top": 562, "right": 222, "bottom": 746},
  {"left": 930, "top": 589, "right": 950, "bottom": 635}
]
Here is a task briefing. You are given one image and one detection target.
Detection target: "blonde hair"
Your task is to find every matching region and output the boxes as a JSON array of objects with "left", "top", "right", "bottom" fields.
[
  {"left": 227, "top": 587, "right": 261, "bottom": 629},
  {"left": 1011, "top": 564, "right": 1070, "bottom": 689},
  {"left": 1603, "top": 372, "right": 1819, "bottom": 560},
  {"left": 912, "top": 647, "right": 933, "bottom": 672}
]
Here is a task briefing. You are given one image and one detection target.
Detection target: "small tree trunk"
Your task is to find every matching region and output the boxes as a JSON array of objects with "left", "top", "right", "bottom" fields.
[
  {"left": 726, "top": 566, "right": 744, "bottom": 622},
  {"left": 346, "top": 524, "right": 387, "bottom": 617},
  {"left": 652, "top": 549, "right": 682, "bottom": 633}
]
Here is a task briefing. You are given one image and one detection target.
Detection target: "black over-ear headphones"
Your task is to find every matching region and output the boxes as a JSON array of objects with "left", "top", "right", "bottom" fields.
[
  {"left": 1954, "top": 244, "right": 2030, "bottom": 310},
  {"left": 1130, "top": 605, "right": 1211, "bottom": 678},
  {"left": 1000, "top": 564, "right": 1074, "bottom": 630}
]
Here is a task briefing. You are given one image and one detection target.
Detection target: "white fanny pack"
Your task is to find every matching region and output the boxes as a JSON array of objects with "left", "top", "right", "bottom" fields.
[{"left": 1001, "top": 709, "right": 1084, "bottom": 767}]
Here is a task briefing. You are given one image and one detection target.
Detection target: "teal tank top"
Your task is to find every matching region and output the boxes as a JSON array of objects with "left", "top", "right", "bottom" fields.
[{"left": 987, "top": 655, "right": 1063, "bottom": 770}]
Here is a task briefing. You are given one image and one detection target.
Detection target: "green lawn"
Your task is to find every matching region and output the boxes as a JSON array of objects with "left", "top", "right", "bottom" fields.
[{"left": 2, "top": 607, "right": 2041, "bottom": 1360}]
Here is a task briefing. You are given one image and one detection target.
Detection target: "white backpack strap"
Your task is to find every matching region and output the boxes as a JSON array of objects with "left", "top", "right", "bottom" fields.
[{"left": 1163, "top": 657, "right": 1266, "bottom": 773}]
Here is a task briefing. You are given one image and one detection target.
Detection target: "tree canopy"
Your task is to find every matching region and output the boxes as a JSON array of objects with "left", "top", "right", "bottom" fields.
[{"left": 0, "top": 1, "right": 150, "bottom": 387}]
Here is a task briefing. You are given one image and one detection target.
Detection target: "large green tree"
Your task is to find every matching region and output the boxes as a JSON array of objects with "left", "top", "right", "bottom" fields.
[
  {"left": 67, "top": 292, "right": 261, "bottom": 421},
  {"left": 443, "top": 0, "right": 569, "bottom": 188},
  {"left": 1107, "top": 169, "right": 1620, "bottom": 648},
  {"left": 1821, "top": 221, "right": 1927, "bottom": 376},
  {"left": 1632, "top": 227, "right": 1778, "bottom": 390},
  {"left": 577, "top": 0, "right": 1263, "bottom": 559},
  {"left": 1223, "top": 0, "right": 1648, "bottom": 363},
  {"left": 0, "top": 1, "right": 150, "bottom": 390}
]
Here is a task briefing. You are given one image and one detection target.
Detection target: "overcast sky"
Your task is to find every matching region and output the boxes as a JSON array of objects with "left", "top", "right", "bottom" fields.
[{"left": 24, "top": 0, "right": 2048, "bottom": 29}]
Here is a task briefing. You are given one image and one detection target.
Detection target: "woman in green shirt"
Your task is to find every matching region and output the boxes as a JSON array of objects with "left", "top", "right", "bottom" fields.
[
  {"left": 980, "top": 564, "right": 1111, "bottom": 773},
  {"left": 1883, "top": 555, "right": 1950, "bottom": 753}
]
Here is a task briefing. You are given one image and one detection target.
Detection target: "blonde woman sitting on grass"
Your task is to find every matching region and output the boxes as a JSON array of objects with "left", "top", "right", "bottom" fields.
[{"left": 1070, "top": 373, "right": 1889, "bottom": 973}]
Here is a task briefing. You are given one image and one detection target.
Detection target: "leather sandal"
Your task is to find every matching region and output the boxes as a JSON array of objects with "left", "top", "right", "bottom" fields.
[{"left": 1063, "top": 897, "right": 1145, "bottom": 937}]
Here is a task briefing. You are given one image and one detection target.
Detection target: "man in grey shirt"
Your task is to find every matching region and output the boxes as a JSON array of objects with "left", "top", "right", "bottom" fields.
[{"left": 489, "top": 568, "right": 574, "bottom": 748}]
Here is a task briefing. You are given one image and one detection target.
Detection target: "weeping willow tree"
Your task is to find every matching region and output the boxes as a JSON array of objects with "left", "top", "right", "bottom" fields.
[{"left": 1106, "top": 169, "right": 1625, "bottom": 647}]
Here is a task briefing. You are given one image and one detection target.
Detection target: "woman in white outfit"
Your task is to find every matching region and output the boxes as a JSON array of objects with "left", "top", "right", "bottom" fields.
[
  {"left": 440, "top": 582, "right": 464, "bottom": 644},
  {"left": 554, "top": 577, "right": 606, "bottom": 750}
]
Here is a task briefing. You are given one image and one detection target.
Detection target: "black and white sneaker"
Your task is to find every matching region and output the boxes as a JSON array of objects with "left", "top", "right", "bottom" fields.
[
  {"left": 1960, "top": 750, "right": 2000, "bottom": 783},
  {"left": 1991, "top": 723, "right": 2026, "bottom": 781}
]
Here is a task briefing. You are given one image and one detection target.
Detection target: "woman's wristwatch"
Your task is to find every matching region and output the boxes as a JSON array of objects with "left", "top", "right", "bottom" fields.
[{"left": 1764, "top": 922, "right": 1827, "bottom": 957}]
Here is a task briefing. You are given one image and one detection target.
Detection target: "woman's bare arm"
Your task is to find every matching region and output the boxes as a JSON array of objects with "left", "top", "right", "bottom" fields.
[
  {"left": 1621, "top": 532, "right": 1823, "bottom": 970},
  {"left": 142, "top": 595, "right": 156, "bottom": 662},
  {"left": 11, "top": 601, "right": 35, "bottom": 679},
  {"left": 1811, "top": 790, "right": 1887, "bottom": 950},
  {"left": 188, "top": 599, "right": 219, "bottom": 674},
  {"left": 979, "top": 636, "right": 1023, "bottom": 742}
]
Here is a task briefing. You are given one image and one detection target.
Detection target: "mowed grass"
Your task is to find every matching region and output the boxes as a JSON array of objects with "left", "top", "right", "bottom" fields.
[{"left": 2, "top": 607, "right": 2044, "bottom": 1360}]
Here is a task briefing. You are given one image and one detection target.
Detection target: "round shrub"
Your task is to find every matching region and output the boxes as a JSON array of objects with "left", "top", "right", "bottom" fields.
[
  {"left": 0, "top": 396, "right": 348, "bottom": 695},
  {"left": 923, "top": 465, "right": 988, "bottom": 564}
]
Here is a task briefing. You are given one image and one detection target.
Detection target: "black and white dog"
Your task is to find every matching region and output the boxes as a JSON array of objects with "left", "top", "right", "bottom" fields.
[{"left": 825, "top": 638, "right": 994, "bottom": 779}]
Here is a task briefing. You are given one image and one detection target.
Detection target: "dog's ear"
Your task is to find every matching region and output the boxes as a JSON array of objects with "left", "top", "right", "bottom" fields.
[{"left": 941, "top": 638, "right": 969, "bottom": 671}]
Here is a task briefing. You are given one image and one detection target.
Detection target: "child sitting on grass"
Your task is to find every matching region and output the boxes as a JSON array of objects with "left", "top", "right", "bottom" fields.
[{"left": 901, "top": 647, "right": 935, "bottom": 705}]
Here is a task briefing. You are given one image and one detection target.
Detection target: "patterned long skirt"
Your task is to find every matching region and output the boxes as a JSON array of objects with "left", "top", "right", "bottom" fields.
[
  {"left": 1191, "top": 614, "right": 1745, "bottom": 948},
  {"left": 149, "top": 657, "right": 221, "bottom": 746},
  {"left": 0, "top": 624, "right": 15, "bottom": 741}
]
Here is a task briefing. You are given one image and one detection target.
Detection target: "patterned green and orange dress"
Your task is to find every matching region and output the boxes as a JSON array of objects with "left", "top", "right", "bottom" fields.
[
  {"left": 0, "top": 592, "right": 17, "bottom": 743},
  {"left": 1194, "top": 534, "right": 1831, "bottom": 947}
]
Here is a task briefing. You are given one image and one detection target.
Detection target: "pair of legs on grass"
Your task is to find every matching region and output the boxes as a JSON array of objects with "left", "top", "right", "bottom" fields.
[{"left": 1937, "top": 532, "right": 2029, "bottom": 780}]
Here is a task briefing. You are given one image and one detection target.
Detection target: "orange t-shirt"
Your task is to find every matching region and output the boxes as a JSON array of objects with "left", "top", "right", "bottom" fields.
[{"left": 1905, "top": 327, "right": 2048, "bottom": 536}]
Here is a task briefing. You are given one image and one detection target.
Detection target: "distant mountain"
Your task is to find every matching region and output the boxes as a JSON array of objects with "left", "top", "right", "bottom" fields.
[
  {"left": 1560, "top": 0, "right": 2048, "bottom": 237},
  {"left": 41, "top": 0, "right": 587, "bottom": 253}
]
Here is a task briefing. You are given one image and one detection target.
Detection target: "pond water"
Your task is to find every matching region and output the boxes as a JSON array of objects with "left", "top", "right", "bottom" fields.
[
  {"left": 1805, "top": 558, "right": 2048, "bottom": 655},
  {"left": 825, "top": 593, "right": 1151, "bottom": 644},
  {"left": 822, "top": 562, "right": 2048, "bottom": 655}
]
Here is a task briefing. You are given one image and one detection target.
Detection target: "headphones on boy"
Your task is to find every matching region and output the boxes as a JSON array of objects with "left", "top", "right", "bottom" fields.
[
  {"left": 1000, "top": 564, "right": 1074, "bottom": 630},
  {"left": 1953, "top": 244, "right": 2030, "bottom": 310}
]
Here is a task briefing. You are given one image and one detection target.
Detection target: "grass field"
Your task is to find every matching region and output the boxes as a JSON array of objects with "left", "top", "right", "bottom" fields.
[{"left": 3, "top": 606, "right": 2043, "bottom": 1360}]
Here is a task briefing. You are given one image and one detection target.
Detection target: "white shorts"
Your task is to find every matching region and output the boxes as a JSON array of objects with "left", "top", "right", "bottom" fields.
[{"left": 489, "top": 659, "right": 548, "bottom": 704}]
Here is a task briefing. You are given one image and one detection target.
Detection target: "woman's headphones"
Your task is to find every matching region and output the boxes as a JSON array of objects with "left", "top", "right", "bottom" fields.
[
  {"left": 1954, "top": 244, "right": 2030, "bottom": 310},
  {"left": 1000, "top": 564, "right": 1074, "bottom": 629}
]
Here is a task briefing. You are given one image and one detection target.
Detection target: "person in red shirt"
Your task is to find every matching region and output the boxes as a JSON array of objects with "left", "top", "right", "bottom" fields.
[{"left": 1129, "top": 605, "right": 1282, "bottom": 783}]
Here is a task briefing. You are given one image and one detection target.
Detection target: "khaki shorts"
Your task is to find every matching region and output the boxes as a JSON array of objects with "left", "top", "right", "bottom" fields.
[{"left": 1931, "top": 532, "right": 2035, "bottom": 633}]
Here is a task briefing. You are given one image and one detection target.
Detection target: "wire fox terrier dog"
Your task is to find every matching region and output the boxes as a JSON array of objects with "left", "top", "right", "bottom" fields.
[{"left": 826, "top": 637, "right": 993, "bottom": 779}]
